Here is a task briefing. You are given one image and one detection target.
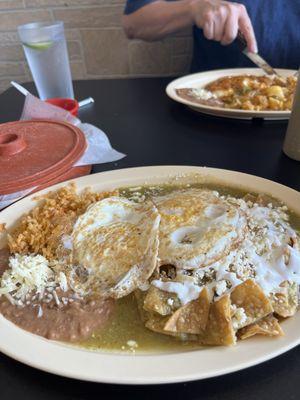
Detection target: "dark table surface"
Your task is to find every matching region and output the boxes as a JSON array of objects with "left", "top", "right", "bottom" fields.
[{"left": 0, "top": 78, "right": 300, "bottom": 399}]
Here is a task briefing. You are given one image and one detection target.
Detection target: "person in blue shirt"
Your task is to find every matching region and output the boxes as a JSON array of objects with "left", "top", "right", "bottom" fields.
[{"left": 122, "top": 0, "right": 300, "bottom": 72}]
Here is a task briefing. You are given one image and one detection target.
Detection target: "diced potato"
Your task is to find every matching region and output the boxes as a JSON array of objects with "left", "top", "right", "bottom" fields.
[
  {"left": 266, "top": 85, "right": 285, "bottom": 99},
  {"left": 268, "top": 97, "right": 283, "bottom": 110},
  {"left": 214, "top": 89, "right": 234, "bottom": 98}
]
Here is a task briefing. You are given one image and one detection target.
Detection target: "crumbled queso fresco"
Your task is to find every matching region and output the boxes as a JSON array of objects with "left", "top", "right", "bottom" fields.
[
  {"left": 231, "top": 305, "right": 247, "bottom": 330},
  {"left": 127, "top": 340, "right": 138, "bottom": 348},
  {"left": 167, "top": 298, "right": 174, "bottom": 306},
  {"left": 121, "top": 340, "right": 139, "bottom": 352}
]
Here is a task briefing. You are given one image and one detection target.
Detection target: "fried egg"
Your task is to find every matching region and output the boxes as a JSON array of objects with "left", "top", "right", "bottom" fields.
[
  {"left": 153, "top": 189, "right": 246, "bottom": 269},
  {"left": 71, "top": 197, "right": 160, "bottom": 298}
]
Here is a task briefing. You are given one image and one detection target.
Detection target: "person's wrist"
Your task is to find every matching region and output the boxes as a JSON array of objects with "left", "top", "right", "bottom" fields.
[
  {"left": 185, "top": 0, "right": 201, "bottom": 24},
  {"left": 186, "top": 0, "right": 206, "bottom": 26}
]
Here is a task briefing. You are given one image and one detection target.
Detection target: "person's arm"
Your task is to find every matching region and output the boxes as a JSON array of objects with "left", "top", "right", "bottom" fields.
[
  {"left": 123, "top": 1, "right": 194, "bottom": 41},
  {"left": 122, "top": 0, "right": 257, "bottom": 52}
]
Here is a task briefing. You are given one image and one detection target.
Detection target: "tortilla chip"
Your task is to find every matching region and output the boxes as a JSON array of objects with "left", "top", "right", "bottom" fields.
[
  {"left": 257, "top": 194, "right": 283, "bottom": 207},
  {"left": 199, "top": 294, "right": 236, "bottom": 346},
  {"left": 135, "top": 290, "right": 169, "bottom": 331},
  {"left": 231, "top": 279, "right": 273, "bottom": 325},
  {"left": 243, "top": 194, "right": 257, "bottom": 203},
  {"left": 145, "top": 313, "right": 197, "bottom": 341},
  {"left": 143, "top": 286, "right": 180, "bottom": 316},
  {"left": 135, "top": 289, "right": 197, "bottom": 340},
  {"left": 163, "top": 288, "right": 210, "bottom": 334},
  {"left": 271, "top": 281, "right": 298, "bottom": 318},
  {"left": 145, "top": 313, "right": 170, "bottom": 333},
  {"left": 238, "top": 314, "right": 284, "bottom": 340}
]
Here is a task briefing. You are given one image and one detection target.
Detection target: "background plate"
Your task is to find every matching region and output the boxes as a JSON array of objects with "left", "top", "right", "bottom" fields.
[
  {"left": 0, "top": 166, "right": 300, "bottom": 384},
  {"left": 166, "top": 68, "right": 296, "bottom": 120}
]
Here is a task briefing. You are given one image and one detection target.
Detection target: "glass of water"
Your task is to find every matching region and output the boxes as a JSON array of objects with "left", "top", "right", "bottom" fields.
[{"left": 18, "top": 21, "right": 74, "bottom": 100}]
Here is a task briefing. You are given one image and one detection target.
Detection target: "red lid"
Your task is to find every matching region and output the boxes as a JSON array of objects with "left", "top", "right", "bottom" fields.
[
  {"left": 0, "top": 119, "right": 87, "bottom": 195},
  {"left": 31, "top": 165, "right": 92, "bottom": 194}
]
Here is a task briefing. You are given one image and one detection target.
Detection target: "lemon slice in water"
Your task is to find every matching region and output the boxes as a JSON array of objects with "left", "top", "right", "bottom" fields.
[{"left": 23, "top": 41, "right": 53, "bottom": 51}]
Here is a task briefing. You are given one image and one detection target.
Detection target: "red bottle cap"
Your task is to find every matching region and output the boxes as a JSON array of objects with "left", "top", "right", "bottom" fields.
[{"left": 0, "top": 119, "right": 88, "bottom": 195}]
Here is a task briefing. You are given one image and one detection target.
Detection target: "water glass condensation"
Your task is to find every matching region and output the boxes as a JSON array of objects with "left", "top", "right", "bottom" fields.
[{"left": 18, "top": 21, "right": 74, "bottom": 100}]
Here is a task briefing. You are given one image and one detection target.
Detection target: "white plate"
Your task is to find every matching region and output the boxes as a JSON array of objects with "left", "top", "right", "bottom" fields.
[
  {"left": 1, "top": 166, "right": 300, "bottom": 384},
  {"left": 166, "top": 68, "right": 297, "bottom": 120}
]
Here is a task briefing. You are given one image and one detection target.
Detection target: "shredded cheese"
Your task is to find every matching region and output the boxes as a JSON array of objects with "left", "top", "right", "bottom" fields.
[
  {"left": 0, "top": 254, "right": 78, "bottom": 307},
  {"left": 0, "top": 254, "right": 54, "bottom": 304},
  {"left": 58, "top": 272, "right": 68, "bottom": 292}
]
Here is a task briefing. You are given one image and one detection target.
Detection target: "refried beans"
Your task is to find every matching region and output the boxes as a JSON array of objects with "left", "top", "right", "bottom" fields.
[{"left": 0, "top": 248, "right": 115, "bottom": 342}]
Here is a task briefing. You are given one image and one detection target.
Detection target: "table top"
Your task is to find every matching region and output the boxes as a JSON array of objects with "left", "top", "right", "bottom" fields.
[{"left": 0, "top": 78, "right": 300, "bottom": 399}]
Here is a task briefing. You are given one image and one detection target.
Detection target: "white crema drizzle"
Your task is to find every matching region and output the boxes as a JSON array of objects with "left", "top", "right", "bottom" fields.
[
  {"left": 152, "top": 280, "right": 202, "bottom": 305},
  {"left": 151, "top": 203, "right": 300, "bottom": 305}
]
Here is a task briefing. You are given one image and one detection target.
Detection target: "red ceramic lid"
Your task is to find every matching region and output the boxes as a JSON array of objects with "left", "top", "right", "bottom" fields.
[
  {"left": 31, "top": 165, "right": 92, "bottom": 194},
  {"left": 0, "top": 119, "right": 87, "bottom": 195}
]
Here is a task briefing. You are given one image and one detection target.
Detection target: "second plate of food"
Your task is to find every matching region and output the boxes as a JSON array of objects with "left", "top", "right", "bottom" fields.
[
  {"left": 0, "top": 166, "right": 300, "bottom": 384},
  {"left": 166, "top": 68, "right": 297, "bottom": 120}
]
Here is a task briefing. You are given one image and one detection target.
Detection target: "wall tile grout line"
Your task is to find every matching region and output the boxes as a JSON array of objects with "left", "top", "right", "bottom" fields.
[{"left": 77, "top": 29, "right": 88, "bottom": 77}]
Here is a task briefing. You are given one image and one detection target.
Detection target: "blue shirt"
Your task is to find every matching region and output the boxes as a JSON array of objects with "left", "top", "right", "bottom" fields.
[{"left": 124, "top": 0, "right": 300, "bottom": 72}]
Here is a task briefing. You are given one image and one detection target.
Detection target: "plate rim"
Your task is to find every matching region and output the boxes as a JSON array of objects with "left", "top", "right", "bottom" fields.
[
  {"left": 1, "top": 165, "right": 300, "bottom": 385},
  {"left": 166, "top": 68, "right": 297, "bottom": 119}
]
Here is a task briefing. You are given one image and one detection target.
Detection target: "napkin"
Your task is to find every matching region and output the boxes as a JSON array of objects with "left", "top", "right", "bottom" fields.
[
  {"left": 0, "top": 187, "right": 37, "bottom": 210},
  {"left": 0, "top": 94, "right": 125, "bottom": 209},
  {"left": 21, "top": 94, "right": 125, "bottom": 166}
]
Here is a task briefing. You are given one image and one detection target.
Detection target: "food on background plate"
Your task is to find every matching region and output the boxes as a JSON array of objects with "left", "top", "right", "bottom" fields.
[
  {"left": 176, "top": 75, "right": 297, "bottom": 111},
  {"left": 0, "top": 180, "right": 300, "bottom": 351}
]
